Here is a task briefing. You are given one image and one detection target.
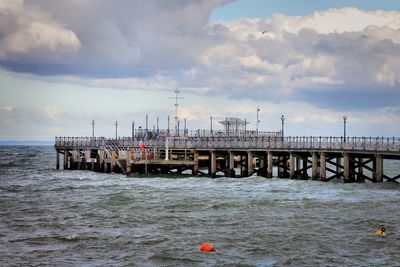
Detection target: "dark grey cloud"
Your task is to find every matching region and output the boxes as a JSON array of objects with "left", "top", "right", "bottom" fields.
[{"left": 0, "top": 0, "right": 232, "bottom": 77}]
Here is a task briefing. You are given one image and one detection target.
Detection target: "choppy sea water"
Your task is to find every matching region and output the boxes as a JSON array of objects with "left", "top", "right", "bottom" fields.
[{"left": 0, "top": 146, "right": 400, "bottom": 266}]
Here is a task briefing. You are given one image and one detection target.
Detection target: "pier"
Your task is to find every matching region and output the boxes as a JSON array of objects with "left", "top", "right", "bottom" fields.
[{"left": 54, "top": 130, "right": 400, "bottom": 183}]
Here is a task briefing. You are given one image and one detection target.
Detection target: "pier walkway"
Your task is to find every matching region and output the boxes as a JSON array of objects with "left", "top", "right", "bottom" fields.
[{"left": 55, "top": 133, "right": 400, "bottom": 183}]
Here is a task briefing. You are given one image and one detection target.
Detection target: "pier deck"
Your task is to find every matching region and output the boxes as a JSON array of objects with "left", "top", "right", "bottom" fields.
[{"left": 55, "top": 134, "right": 400, "bottom": 183}]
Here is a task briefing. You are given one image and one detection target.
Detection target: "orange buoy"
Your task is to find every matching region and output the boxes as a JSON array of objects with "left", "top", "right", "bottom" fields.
[{"left": 200, "top": 243, "right": 216, "bottom": 252}]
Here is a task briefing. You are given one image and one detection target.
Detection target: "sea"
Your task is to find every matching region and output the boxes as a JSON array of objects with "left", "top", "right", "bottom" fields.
[{"left": 1, "top": 145, "right": 399, "bottom": 267}]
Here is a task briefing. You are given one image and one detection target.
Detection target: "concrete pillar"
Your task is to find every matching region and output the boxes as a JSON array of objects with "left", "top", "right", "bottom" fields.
[
  {"left": 312, "top": 152, "right": 318, "bottom": 180},
  {"left": 289, "top": 153, "right": 295, "bottom": 179},
  {"left": 320, "top": 152, "right": 326, "bottom": 181},
  {"left": 229, "top": 151, "right": 235, "bottom": 177},
  {"left": 374, "top": 155, "right": 383, "bottom": 183},
  {"left": 56, "top": 150, "right": 60, "bottom": 170},
  {"left": 343, "top": 153, "right": 350, "bottom": 183},
  {"left": 210, "top": 150, "right": 217, "bottom": 178},
  {"left": 267, "top": 151, "right": 273, "bottom": 178},
  {"left": 193, "top": 151, "right": 199, "bottom": 176},
  {"left": 126, "top": 150, "right": 131, "bottom": 176},
  {"left": 248, "top": 151, "right": 254, "bottom": 176}
]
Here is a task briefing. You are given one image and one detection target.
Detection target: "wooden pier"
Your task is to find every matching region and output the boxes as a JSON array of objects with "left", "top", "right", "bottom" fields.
[{"left": 55, "top": 131, "right": 400, "bottom": 183}]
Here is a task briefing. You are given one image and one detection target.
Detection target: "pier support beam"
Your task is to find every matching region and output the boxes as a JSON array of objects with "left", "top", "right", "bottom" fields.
[
  {"left": 289, "top": 153, "right": 295, "bottom": 178},
  {"left": 267, "top": 151, "right": 273, "bottom": 178},
  {"left": 111, "top": 151, "right": 117, "bottom": 172},
  {"left": 64, "top": 149, "right": 68, "bottom": 170},
  {"left": 248, "top": 151, "right": 254, "bottom": 176},
  {"left": 343, "top": 153, "right": 349, "bottom": 182},
  {"left": 229, "top": 151, "right": 235, "bottom": 177},
  {"left": 210, "top": 150, "right": 217, "bottom": 178},
  {"left": 56, "top": 150, "right": 60, "bottom": 170},
  {"left": 374, "top": 155, "right": 383, "bottom": 183},
  {"left": 193, "top": 151, "right": 199, "bottom": 176},
  {"left": 320, "top": 152, "right": 326, "bottom": 181},
  {"left": 336, "top": 158, "right": 342, "bottom": 179},
  {"left": 302, "top": 157, "right": 308, "bottom": 179},
  {"left": 126, "top": 151, "right": 131, "bottom": 176},
  {"left": 295, "top": 157, "right": 300, "bottom": 179},
  {"left": 312, "top": 152, "right": 318, "bottom": 180},
  {"left": 357, "top": 157, "right": 365, "bottom": 183}
]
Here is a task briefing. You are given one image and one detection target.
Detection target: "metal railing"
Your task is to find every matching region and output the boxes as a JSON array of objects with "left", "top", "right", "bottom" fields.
[{"left": 55, "top": 136, "right": 400, "bottom": 153}]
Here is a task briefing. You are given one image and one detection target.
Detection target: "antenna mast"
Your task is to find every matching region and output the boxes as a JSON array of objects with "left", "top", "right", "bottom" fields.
[{"left": 169, "top": 88, "right": 184, "bottom": 134}]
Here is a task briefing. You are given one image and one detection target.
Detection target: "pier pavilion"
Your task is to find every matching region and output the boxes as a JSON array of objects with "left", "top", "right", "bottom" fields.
[{"left": 54, "top": 129, "right": 400, "bottom": 183}]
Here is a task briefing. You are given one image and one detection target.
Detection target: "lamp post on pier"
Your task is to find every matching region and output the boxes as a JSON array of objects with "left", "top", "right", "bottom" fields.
[
  {"left": 131, "top": 121, "right": 135, "bottom": 140},
  {"left": 281, "top": 115, "right": 285, "bottom": 140},
  {"left": 256, "top": 106, "right": 260, "bottom": 135},
  {"left": 184, "top": 118, "right": 187, "bottom": 136},
  {"left": 145, "top": 114, "right": 148, "bottom": 132},
  {"left": 210, "top": 116, "right": 213, "bottom": 134},
  {"left": 92, "top": 120, "right": 95, "bottom": 139},
  {"left": 343, "top": 115, "right": 347, "bottom": 142},
  {"left": 115, "top": 121, "right": 118, "bottom": 139},
  {"left": 167, "top": 115, "right": 170, "bottom": 135}
]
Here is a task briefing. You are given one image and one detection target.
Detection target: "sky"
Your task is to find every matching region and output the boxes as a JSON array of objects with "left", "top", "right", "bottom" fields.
[{"left": 1, "top": 0, "right": 400, "bottom": 140}]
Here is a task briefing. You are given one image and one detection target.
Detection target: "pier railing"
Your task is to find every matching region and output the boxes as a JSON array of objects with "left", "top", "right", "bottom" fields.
[{"left": 55, "top": 136, "right": 400, "bottom": 153}]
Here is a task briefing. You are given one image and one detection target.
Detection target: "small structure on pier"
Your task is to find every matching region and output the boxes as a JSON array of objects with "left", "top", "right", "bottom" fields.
[{"left": 219, "top": 117, "right": 249, "bottom": 132}]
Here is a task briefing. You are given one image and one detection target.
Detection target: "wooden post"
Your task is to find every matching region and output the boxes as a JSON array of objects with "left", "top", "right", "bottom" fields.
[
  {"left": 247, "top": 151, "right": 253, "bottom": 176},
  {"left": 267, "top": 151, "right": 273, "bottom": 178},
  {"left": 312, "top": 152, "right": 318, "bottom": 180},
  {"left": 193, "top": 150, "right": 199, "bottom": 176},
  {"left": 357, "top": 157, "right": 365, "bottom": 183},
  {"left": 343, "top": 153, "right": 349, "bottom": 182},
  {"left": 229, "top": 151, "right": 235, "bottom": 177},
  {"left": 126, "top": 150, "right": 131, "bottom": 176},
  {"left": 302, "top": 157, "right": 308, "bottom": 179},
  {"left": 210, "top": 150, "right": 216, "bottom": 178},
  {"left": 374, "top": 155, "right": 383, "bottom": 183},
  {"left": 64, "top": 149, "right": 68, "bottom": 169},
  {"left": 289, "top": 153, "right": 295, "bottom": 178},
  {"left": 56, "top": 150, "right": 60, "bottom": 170},
  {"left": 295, "top": 156, "right": 300, "bottom": 179},
  {"left": 336, "top": 157, "right": 341, "bottom": 179},
  {"left": 320, "top": 152, "right": 326, "bottom": 181}
]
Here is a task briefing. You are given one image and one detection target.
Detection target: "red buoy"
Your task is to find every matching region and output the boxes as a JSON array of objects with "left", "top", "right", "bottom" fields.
[{"left": 200, "top": 243, "right": 216, "bottom": 252}]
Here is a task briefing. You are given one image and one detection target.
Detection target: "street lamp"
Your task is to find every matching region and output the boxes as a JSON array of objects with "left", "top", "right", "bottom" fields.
[
  {"left": 92, "top": 120, "right": 95, "bottom": 139},
  {"left": 145, "top": 114, "right": 148, "bottom": 132},
  {"left": 343, "top": 115, "right": 347, "bottom": 142},
  {"left": 281, "top": 115, "right": 285, "bottom": 140},
  {"left": 131, "top": 121, "right": 135, "bottom": 140},
  {"left": 256, "top": 106, "right": 260, "bottom": 135},
  {"left": 115, "top": 121, "right": 118, "bottom": 139},
  {"left": 210, "top": 116, "right": 213, "bottom": 134},
  {"left": 167, "top": 115, "right": 170, "bottom": 135}
]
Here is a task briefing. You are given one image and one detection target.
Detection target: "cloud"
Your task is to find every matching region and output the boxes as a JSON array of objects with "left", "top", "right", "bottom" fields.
[
  {"left": 1, "top": 3, "right": 400, "bottom": 112},
  {"left": 0, "top": 0, "right": 81, "bottom": 60}
]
